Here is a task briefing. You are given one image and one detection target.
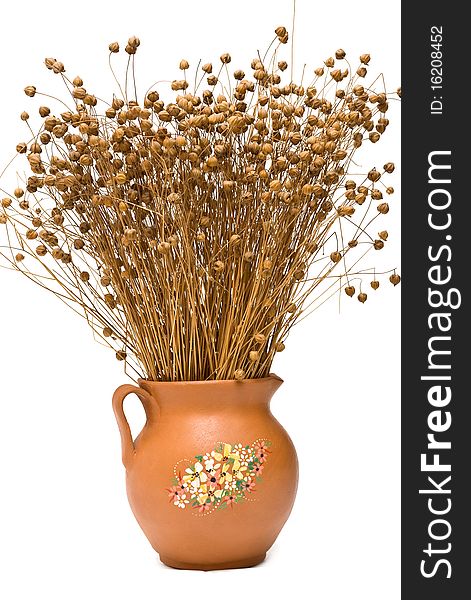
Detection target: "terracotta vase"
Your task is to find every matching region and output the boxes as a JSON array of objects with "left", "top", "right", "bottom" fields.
[{"left": 112, "top": 374, "right": 298, "bottom": 570}]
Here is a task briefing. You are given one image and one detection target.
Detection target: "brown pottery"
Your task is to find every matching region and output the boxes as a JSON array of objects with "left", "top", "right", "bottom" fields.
[{"left": 112, "top": 374, "right": 298, "bottom": 570}]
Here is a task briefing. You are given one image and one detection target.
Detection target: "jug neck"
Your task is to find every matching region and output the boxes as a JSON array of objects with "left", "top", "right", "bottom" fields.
[{"left": 138, "top": 374, "right": 283, "bottom": 414}]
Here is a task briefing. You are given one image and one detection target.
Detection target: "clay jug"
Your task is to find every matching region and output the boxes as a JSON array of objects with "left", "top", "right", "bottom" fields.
[{"left": 112, "top": 374, "right": 298, "bottom": 570}]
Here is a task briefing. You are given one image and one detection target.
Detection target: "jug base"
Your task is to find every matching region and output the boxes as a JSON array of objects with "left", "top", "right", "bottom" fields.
[{"left": 159, "top": 552, "right": 267, "bottom": 571}]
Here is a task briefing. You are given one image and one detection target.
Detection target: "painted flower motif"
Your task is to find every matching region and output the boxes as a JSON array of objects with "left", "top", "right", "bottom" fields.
[
  {"left": 167, "top": 439, "right": 271, "bottom": 515},
  {"left": 218, "top": 461, "right": 233, "bottom": 485},
  {"left": 251, "top": 462, "right": 264, "bottom": 477},
  {"left": 166, "top": 480, "right": 189, "bottom": 502},
  {"left": 232, "top": 459, "right": 247, "bottom": 480},
  {"left": 194, "top": 502, "right": 212, "bottom": 514},
  {"left": 243, "top": 479, "right": 256, "bottom": 493},
  {"left": 174, "top": 494, "right": 189, "bottom": 509},
  {"left": 195, "top": 484, "right": 209, "bottom": 504},
  {"left": 238, "top": 449, "right": 252, "bottom": 467},
  {"left": 254, "top": 440, "right": 270, "bottom": 453},
  {"left": 204, "top": 457, "right": 220, "bottom": 473},
  {"left": 182, "top": 461, "right": 208, "bottom": 489},
  {"left": 166, "top": 485, "right": 180, "bottom": 502},
  {"left": 212, "top": 443, "right": 240, "bottom": 463},
  {"left": 204, "top": 459, "right": 221, "bottom": 484},
  {"left": 223, "top": 494, "right": 237, "bottom": 508},
  {"left": 206, "top": 484, "right": 224, "bottom": 501},
  {"left": 206, "top": 470, "right": 221, "bottom": 487},
  {"left": 254, "top": 440, "right": 271, "bottom": 463}
]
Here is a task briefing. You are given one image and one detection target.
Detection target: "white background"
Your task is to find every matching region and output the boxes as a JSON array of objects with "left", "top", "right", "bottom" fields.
[{"left": 0, "top": 1, "right": 400, "bottom": 598}]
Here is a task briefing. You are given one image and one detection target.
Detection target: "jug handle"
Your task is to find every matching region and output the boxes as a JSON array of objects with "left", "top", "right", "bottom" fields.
[{"left": 112, "top": 384, "right": 157, "bottom": 469}]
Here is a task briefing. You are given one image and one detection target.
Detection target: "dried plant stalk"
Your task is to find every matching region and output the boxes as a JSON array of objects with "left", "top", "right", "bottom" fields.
[{"left": 0, "top": 31, "right": 400, "bottom": 381}]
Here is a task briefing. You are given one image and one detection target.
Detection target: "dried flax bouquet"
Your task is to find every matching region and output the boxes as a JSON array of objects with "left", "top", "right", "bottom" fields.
[{"left": 0, "top": 30, "right": 400, "bottom": 382}]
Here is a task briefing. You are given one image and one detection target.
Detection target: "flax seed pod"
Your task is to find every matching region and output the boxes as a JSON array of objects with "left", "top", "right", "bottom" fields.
[
  {"left": 234, "top": 369, "right": 245, "bottom": 381},
  {"left": 337, "top": 206, "right": 355, "bottom": 217},
  {"left": 345, "top": 286, "right": 355, "bottom": 297},
  {"left": 52, "top": 61, "right": 65, "bottom": 74},
  {"left": 229, "top": 234, "right": 241, "bottom": 246},
  {"left": 330, "top": 251, "right": 341, "bottom": 263},
  {"left": 390, "top": 273, "right": 401, "bottom": 286},
  {"left": 302, "top": 184, "right": 314, "bottom": 196},
  {"left": 249, "top": 350, "right": 260, "bottom": 362},
  {"left": 206, "top": 155, "right": 218, "bottom": 168},
  {"left": 157, "top": 241, "right": 171, "bottom": 254},
  {"left": 24, "top": 85, "right": 36, "bottom": 97},
  {"left": 368, "top": 168, "right": 381, "bottom": 182},
  {"left": 51, "top": 248, "right": 64, "bottom": 260}
]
